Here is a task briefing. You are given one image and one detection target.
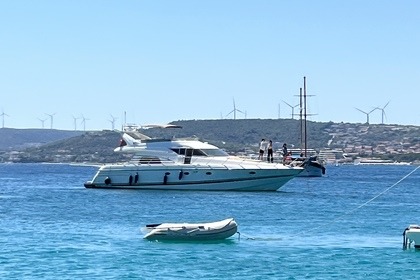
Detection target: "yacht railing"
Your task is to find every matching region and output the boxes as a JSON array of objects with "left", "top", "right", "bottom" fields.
[
  {"left": 122, "top": 153, "right": 296, "bottom": 169},
  {"left": 188, "top": 156, "right": 290, "bottom": 169}
]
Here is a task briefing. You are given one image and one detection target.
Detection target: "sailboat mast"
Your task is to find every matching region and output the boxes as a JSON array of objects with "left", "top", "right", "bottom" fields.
[
  {"left": 304, "top": 76, "right": 307, "bottom": 157},
  {"left": 299, "top": 87, "right": 303, "bottom": 156}
]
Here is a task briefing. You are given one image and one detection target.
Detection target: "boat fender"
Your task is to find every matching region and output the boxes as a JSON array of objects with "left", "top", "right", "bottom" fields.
[
  {"left": 134, "top": 172, "right": 139, "bottom": 184},
  {"left": 179, "top": 171, "right": 183, "bottom": 180},
  {"left": 129, "top": 175, "right": 133, "bottom": 185},
  {"left": 104, "top": 177, "right": 111, "bottom": 185},
  {"left": 163, "top": 172, "right": 170, "bottom": 184}
]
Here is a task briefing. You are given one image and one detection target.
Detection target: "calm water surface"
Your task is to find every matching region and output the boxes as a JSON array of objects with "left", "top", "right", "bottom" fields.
[{"left": 0, "top": 163, "right": 419, "bottom": 279}]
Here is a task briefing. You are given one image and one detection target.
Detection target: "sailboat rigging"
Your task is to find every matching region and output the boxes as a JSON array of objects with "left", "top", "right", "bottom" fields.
[{"left": 293, "top": 76, "right": 326, "bottom": 177}]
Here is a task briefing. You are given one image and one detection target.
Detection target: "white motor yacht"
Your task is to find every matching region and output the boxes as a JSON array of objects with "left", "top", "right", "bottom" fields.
[{"left": 84, "top": 125, "right": 303, "bottom": 191}]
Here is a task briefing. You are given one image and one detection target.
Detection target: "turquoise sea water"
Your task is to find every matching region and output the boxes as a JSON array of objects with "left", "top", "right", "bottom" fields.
[{"left": 0, "top": 163, "right": 419, "bottom": 279}]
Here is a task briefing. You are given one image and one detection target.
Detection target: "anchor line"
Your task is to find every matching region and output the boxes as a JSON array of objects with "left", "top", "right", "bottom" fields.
[
  {"left": 297, "top": 165, "right": 420, "bottom": 236},
  {"left": 209, "top": 166, "right": 419, "bottom": 241}
]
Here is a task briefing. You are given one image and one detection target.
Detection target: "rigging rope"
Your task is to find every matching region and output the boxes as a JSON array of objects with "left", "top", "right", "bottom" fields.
[
  {"left": 235, "top": 165, "right": 419, "bottom": 241},
  {"left": 298, "top": 165, "right": 420, "bottom": 235}
]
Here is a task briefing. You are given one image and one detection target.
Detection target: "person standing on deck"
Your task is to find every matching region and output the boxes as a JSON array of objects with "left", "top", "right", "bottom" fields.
[
  {"left": 282, "top": 143, "right": 288, "bottom": 164},
  {"left": 258, "top": 139, "right": 266, "bottom": 160},
  {"left": 267, "top": 140, "right": 274, "bottom": 163}
]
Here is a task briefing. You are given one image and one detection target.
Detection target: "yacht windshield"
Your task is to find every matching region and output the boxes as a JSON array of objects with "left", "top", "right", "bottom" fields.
[
  {"left": 170, "top": 148, "right": 228, "bottom": 157},
  {"left": 201, "top": 149, "right": 229, "bottom": 157}
]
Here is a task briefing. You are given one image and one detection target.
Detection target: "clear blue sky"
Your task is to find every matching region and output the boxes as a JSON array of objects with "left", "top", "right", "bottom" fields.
[{"left": 1, "top": 0, "right": 419, "bottom": 130}]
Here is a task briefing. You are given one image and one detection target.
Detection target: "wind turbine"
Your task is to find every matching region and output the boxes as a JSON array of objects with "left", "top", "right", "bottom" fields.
[
  {"left": 0, "top": 110, "right": 9, "bottom": 128},
  {"left": 355, "top": 107, "right": 376, "bottom": 124},
  {"left": 225, "top": 98, "right": 245, "bottom": 120},
  {"left": 45, "top": 113, "right": 56, "bottom": 129},
  {"left": 109, "top": 114, "right": 118, "bottom": 130},
  {"left": 38, "top": 118, "right": 47, "bottom": 128},
  {"left": 80, "top": 115, "right": 89, "bottom": 131},
  {"left": 72, "top": 115, "right": 79, "bottom": 131},
  {"left": 282, "top": 100, "right": 299, "bottom": 119},
  {"left": 376, "top": 101, "right": 390, "bottom": 124}
]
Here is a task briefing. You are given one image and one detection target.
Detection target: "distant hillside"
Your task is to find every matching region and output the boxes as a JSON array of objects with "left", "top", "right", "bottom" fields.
[
  {"left": 143, "top": 119, "right": 418, "bottom": 150},
  {"left": 0, "top": 128, "right": 84, "bottom": 151},
  {"left": 1, "top": 119, "right": 419, "bottom": 163},
  {"left": 159, "top": 119, "right": 332, "bottom": 152},
  {"left": 10, "top": 130, "right": 130, "bottom": 163}
]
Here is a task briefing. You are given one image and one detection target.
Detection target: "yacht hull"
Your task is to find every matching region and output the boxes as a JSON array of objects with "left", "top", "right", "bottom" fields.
[
  {"left": 289, "top": 156, "right": 326, "bottom": 177},
  {"left": 297, "top": 161, "right": 326, "bottom": 177},
  {"left": 84, "top": 163, "right": 302, "bottom": 191}
]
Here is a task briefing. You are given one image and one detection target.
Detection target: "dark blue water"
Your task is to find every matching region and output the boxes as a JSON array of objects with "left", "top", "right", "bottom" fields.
[{"left": 1, "top": 163, "right": 419, "bottom": 279}]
